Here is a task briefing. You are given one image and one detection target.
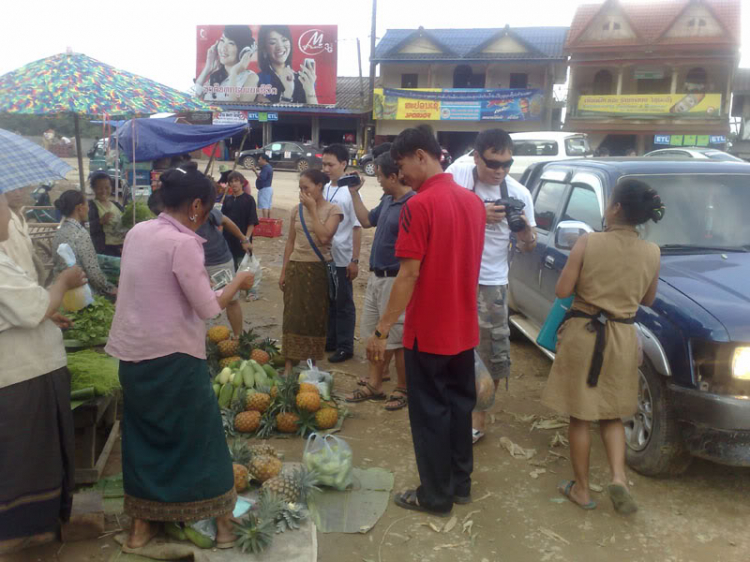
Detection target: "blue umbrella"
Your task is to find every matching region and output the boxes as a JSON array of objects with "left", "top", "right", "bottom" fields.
[{"left": 0, "top": 128, "right": 72, "bottom": 194}]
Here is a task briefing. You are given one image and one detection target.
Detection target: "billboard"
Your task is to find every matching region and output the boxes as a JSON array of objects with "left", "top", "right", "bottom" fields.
[
  {"left": 195, "top": 25, "right": 337, "bottom": 106},
  {"left": 373, "top": 88, "right": 544, "bottom": 122},
  {"left": 577, "top": 93, "right": 722, "bottom": 117}
]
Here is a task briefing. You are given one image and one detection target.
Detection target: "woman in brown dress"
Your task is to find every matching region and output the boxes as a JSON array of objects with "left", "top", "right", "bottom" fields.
[
  {"left": 541, "top": 179, "right": 664, "bottom": 515},
  {"left": 279, "top": 169, "right": 343, "bottom": 374}
]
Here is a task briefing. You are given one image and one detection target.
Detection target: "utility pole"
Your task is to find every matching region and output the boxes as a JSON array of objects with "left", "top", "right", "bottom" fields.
[{"left": 368, "top": 0, "right": 378, "bottom": 110}]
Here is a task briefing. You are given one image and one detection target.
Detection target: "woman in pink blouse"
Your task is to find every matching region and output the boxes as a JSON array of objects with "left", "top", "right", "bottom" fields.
[{"left": 106, "top": 163, "right": 253, "bottom": 549}]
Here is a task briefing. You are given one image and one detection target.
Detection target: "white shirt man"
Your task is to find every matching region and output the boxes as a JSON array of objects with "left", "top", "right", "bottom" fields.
[{"left": 323, "top": 183, "right": 361, "bottom": 267}]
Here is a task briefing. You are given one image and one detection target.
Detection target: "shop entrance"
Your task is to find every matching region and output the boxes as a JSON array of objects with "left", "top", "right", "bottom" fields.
[
  {"left": 597, "top": 134, "right": 637, "bottom": 156},
  {"left": 437, "top": 131, "right": 477, "bottom": 160}
]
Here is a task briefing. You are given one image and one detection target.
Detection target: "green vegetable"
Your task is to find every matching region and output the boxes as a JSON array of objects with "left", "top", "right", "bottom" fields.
[
  {"left": 242, "top": 363, "right": 255, "bottom": 387},
  {"left": 165, "top": 522, "right": 186, "bottom": 541},
  {"left": 120, "top": 200, "right": 156, "bottom": 230},
  {"left": 232, "top": 368, "right": 243, "bottom": 388},
  {"left": 262, "top": 364, "right": 277, "bottom": 379},
  {"left": 213, "top": 384, "right": 221, "bottom": 397},
  {"left": 218, "top": 367, "right": 232, "bottom": 385},
  {"left": 184, "top": 527, "right": 214, "bottom": 549},
  {"left": 218, "top": 383, "right": 233, "bottom": 408},
  {"left": 62, "top": 296, "right": 115, "bottom": 345},
  {"left": 67, "top": 349, "right": 120, "bottom": 396}
]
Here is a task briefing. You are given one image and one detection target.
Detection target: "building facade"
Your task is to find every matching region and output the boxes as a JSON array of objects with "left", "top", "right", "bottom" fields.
[
  {"left": 565, "top": 0, "right": 740, "bottom": 155},
  {"left": 371, "top": 26, "right": 568, "bottom": 157}
]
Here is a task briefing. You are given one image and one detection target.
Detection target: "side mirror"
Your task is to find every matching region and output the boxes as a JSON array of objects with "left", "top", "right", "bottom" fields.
[{"left": 555, "top": 220, "right": 594, "bottom": 250}]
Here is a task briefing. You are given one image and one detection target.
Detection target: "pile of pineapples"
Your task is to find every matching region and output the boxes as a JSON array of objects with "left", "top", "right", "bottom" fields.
[
  {"left": 207, "top": 326, "right": 283, "bottom": 372},
  {"left": 229, "top": 440, "right": 321, "bottom": 554}
]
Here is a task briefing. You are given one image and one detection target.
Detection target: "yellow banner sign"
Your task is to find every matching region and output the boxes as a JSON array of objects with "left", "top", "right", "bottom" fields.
[{"left": 577, "top": 93, "right": 722, "bottom": 116}]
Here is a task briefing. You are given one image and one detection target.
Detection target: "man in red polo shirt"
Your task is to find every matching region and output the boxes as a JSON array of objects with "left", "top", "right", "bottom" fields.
[{"left": 366, "top": 125, "right": 485, "bottom": 516}]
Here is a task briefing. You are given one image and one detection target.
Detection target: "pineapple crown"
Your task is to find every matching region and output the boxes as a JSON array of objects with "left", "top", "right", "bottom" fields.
[
  {"left": 233, "top": 513, "right": 274, "bottom": 554},
  {"left": 229, "top": 439, "right": 252, "bottom": 465},
  {"left": 296, "top": 410, "right": 318, "bottom": 437}
]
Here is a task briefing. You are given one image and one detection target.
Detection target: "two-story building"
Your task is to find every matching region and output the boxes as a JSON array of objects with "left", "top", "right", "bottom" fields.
[
  {"left": 371, "top": 26, "right": 569, "bottom": 157},
  {"left": 565, "top": 0, "right": 740, "bottom": 155}
]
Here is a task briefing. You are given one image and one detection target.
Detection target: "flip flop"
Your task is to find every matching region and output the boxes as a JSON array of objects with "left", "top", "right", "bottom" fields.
[
  {"left": 557, "top": 480, "right": 597, "bottom": 510},
  {"left": 394, "top": 489, "right": 451, "bottom": 518},
  {"left": 216, "top": 540, "right": 237, "bottom": 549},
  {"left": 345, "top": 383, "right": 386, "bottom": 403},
  {"left": 385, "top": 388, "right": 408, "bottom": 411},
  {"left": 472, "top": 429, "right": 485, "bottom": 444},
  {"left": 357, "top": 376, "right": 390, "bottom": 385},
  {"left": 608, "top": 484, "right": 638, "bottom": 515}
]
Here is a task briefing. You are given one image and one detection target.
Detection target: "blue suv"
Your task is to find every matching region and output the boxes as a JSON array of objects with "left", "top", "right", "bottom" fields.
[{"left": 508, "top": 158, "right": 750, "bottom": 476}]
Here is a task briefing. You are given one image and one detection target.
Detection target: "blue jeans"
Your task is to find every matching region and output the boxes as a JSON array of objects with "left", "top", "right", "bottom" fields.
[{"left": 326, "top": 267, "right": 356, "bottom": 354}]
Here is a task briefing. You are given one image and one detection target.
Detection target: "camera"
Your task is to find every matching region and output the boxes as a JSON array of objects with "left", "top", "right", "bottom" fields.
[
  {"left": 495, "top": 197, "right": 527, "bottom": 232},
  {"left": 337, "top": 174, "right": 361, "bottom": 189}
]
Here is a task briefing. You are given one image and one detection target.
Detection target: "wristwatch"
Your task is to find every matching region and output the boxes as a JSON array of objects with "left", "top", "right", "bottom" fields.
[
  {"left": 374, "top": 329, "right": 389, "bottom": 340},
  {"left": 351, "top": 258, "right": 359, "bottom": 264},
  {"left": 242, "top": 238, "right": 251, "bottom": 244}
]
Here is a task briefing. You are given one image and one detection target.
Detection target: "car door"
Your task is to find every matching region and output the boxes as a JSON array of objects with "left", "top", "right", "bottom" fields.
[
  {"left": 264, "top": 143, "right": 285, "bottom": 168},
  {"left": 538, "top": 172, "right": 606, "bottom": 305},
  {"left": 508, "top": 168, "right": 569, "bottom": 326}
]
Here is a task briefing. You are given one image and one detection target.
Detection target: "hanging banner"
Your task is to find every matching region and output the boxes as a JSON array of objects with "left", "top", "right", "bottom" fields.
[
  {"left": 373, "top": 88, "right": 544, "bottom": 121},
  {"left": 577, "top": 93, "right": 722, "bottom": 117},
  {"left": 212, "top": 111, "right": 248, "bottom": 125},
  {"left": 195, "top": 25, "right": 337, "bottom": 105}
]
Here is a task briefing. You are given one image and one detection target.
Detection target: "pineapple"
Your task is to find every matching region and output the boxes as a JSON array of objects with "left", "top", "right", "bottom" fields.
[
  {"left": 234, "top": 410, "right": 261, "bottom": 433},
  {"left": 262, "top": 467, "right": 320, "bottom": 503},
  {"left": 218, "top": 339, "right": 240, "bottom": 358},
  {"left": 233, "top": 463, "right": 249, "bottom": 492},
  {"left": 296, "top": 411, "right": 318, "bottom": 437},
  {"left": 276, "top": 412, "right": 299, "bottom": 434},
  {"left": 249, "top": 454, "right": 282, "bottom": 483},
  {"left": 315, "top": 407, "right": 339, "bottom": 430},
  {"left": 246, "top": 392, "right": 271, "bottom": 413},
  {"left": 229, "top": 439, "right": 252, "bottom": 465},
  {"left": 270, "top": 385, "right": 278, "bottom": 400},
  {"left": 259, "top": 337, "right": 281, "bottom": 356},
  {"left": 296, "top": 391, "right": 321, "bottom": 413},
  {"left": 238, "top": 329, "right": 260, "bottom": 358},
  {"left": 275, "top": 503, "right": 309, "bottom": 533},
  {"left": 250, "top": 348, "right": 271, "bottom": 366},
  {"left": 233, "top": 514, "right": 274, "bottom": 554},
  {"left": 299, "top": 382, "right": 319, "bottom": 395},
  {"left": 219, "top": 356, "right": 242, "bottom": 369},
  {"left": 208, "top": 325, "right": 231, "bottom": 344},
  {"left": 249, "top": 442, "right": 281, "bottom": 459}
]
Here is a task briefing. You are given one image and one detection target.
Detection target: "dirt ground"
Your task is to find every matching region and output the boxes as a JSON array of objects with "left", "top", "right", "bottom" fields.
[{"left": 6, "top": 165, "right": 750, "bottom": 562}]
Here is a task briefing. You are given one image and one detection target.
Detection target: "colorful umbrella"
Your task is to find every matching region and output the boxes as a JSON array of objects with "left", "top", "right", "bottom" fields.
[
  {"left": 0, "top": 128, "right": 72, "bottom": 194},
  {"left": 0, "top": 52, "right": 220, "bottom": 189}
]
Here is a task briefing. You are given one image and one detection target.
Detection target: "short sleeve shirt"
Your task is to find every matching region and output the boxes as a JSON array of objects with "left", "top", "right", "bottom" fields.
[
  {"left": 395, "top": 173, "right": 486, "bottom": 356},
  {"left": 197, "top": 208, "right": 233, "bottom": 267},
  {"left": 290, "top": 203, "right": 343, "bottom": 262},
  {"left": 256, "top": 164, "right": 273, "bottom": 189},
  {"left": 324, "top": 183, "right": 361, "bottom": 267},
  {"left": 222, "top": 193, "right": 259, "bottom": 257},
  {"left": 368, "top": 191, "right": 415, "bottom": 272}
]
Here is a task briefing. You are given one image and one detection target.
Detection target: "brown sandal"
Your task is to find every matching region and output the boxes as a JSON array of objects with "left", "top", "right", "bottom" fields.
[
  {"left": 385, "top": 388, "right": 408, "bottom": 411},
  {"left": 346, "top": 383, "right": 386, "bottom": 402},
  {"left": 357, "top": 375, "right": 390, "bottom": 386}
]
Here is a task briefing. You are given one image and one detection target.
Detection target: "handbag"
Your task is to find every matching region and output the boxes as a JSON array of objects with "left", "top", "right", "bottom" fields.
[
  {"left": 536, "top": 295, "right": 575, "bottom": 353},
  {"left": 298, "top": 203, "right": 339, "bottom": 301}
]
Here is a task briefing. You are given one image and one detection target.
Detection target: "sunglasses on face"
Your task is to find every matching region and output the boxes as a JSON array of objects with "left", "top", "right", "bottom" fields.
[{"left": 480, "top": 154, "right": 513, "bottom": 170}]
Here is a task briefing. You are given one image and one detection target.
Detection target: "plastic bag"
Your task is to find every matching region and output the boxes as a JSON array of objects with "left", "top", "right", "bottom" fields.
[
  {"left": 298, "top": 359, "right": 332, "bottom": 400},
  {"left": 303, "top": 433, "right": 353, "bottom": 491},
  {"left": 474, "top": 351, "right": 495, "bottom": 412},
  {"left": 238, "top": 253, "right": 262, "bottom": 293},
  {"left": 57, "top": 243, "right": 94, "bottom": 312}
]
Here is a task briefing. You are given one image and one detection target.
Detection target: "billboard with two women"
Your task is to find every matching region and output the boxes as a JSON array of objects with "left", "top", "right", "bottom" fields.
[{"left": 195, "top": 25, "right": 337, "bottom": 106}]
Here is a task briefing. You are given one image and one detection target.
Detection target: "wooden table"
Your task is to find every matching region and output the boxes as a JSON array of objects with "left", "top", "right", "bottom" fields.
[{"left": 72, "top": 395, "right": 119, "bottom": 485}]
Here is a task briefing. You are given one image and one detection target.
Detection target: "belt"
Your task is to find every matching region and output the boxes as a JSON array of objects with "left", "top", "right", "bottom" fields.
[
  {"left": 562, "top": 309, "right": 636, "bottom": 387},
  {"left": 372, "top": 269, "right": 398, "bottom": 278}
]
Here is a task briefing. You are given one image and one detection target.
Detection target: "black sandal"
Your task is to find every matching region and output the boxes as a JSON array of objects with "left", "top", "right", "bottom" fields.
[
  {"left": 385, "top": 388, "right": 408, "bottom": 411},
  {"left": 346, "top": 383, "right": 387, "bottom": 403},
  {"left": 394, "top": 489, "right": 451, "bottom": 517},
  {"left": 357, "top": 375, "right": 390, "bottom": 386}
]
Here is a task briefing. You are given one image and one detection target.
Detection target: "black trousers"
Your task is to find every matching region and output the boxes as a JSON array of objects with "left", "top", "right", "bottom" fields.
[
  {"left": 405, "top": 340, "right": 476, "bottom": 513},
  {"left": 326, "top": 267, "right": 356, "bottom": 354}
]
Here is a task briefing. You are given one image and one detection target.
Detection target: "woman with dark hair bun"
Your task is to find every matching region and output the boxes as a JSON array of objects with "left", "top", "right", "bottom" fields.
[
  {"left": 195, "top": 25, "right": 260, "bottom": 102},
  {"left": 105, "top": 162, "right": 254, "bottom": 549},
  {"left": 279, "top": 169, "right": 342, "bottom": 373},
  {"left": 53, "top": 190, "right": 117, "bottom": 296},
  {"left": 257, "top": 25, "right": 318, "bottom": 104},
  {"left": 542, "top": 178, "right": 663, "bottom": 516}
]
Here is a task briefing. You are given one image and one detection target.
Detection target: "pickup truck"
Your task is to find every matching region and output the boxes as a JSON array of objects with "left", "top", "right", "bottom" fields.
[{"left": 508, "top": 158, "right": 750, "bottom": 476}]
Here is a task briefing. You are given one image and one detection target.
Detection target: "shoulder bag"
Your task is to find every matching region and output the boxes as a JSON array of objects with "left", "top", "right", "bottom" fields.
[{"left": 298, "top": 203, "right": 339, "bottom": 301}]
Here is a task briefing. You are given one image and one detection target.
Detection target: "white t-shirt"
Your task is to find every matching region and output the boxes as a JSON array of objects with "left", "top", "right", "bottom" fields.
[
  {"left": 324, "top": 182, "right": 362, "bottom": 267},
  {"left": 447, "top": 161, "right": 536, "bottom": 286}
]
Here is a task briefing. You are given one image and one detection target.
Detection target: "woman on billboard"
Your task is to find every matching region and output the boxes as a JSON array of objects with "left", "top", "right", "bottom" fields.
[
  {"left": 257, "top": 25, "right": 318, "bottom": 104},
  {"left": 195, "top": 25, "right": 260, "bottom": 103}
]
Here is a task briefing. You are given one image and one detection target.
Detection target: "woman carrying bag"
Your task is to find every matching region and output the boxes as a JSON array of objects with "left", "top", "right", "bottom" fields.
[{"left": 279, "top": 169, "right": 342, "bottom": 375}]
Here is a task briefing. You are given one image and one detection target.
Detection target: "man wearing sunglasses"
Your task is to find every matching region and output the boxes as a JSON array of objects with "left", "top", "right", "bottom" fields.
[{"left": 447, "top": 129, "right": 537, "bottom": 444}]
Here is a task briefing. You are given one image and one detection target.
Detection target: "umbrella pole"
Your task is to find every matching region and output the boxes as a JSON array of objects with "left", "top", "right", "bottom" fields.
[
  {"left": 204, "top": 141, "right": 220, "bottom": 175},
  {"left": 73, "top": 113, "right": 85, "bottom": 192},
  {"left": 232, "top": 129, "right": 249, "bottom": 171}
]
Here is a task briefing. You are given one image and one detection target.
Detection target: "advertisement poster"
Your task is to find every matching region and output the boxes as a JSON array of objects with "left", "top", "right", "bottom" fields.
[
  {"left": 577, "top": 93, "right": 722, "bottom": 117},
  {"left": 196, "top": 25, "right": 337, "bottom": 106},
  {"left": 212, "top": 110, "right": 248, "bottom": 125},
  {"left": 373, "top": 88, "right": 544, "bottom": 121}
]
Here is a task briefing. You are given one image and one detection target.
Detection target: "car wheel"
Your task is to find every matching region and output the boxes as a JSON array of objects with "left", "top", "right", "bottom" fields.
[
  {"left": 297, "top": 159, "right": 310, "bottom": 172},
  {"left": 624, "top": 360, "right": 692, "bottom": 477},
  {"left": 363, "top": 161, "right": 377, "bottom": 176},
  {"left": 241, "top": 156, "right": 256, "bottom": 170}
]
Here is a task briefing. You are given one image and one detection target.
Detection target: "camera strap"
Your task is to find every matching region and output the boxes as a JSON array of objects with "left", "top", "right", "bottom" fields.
[{"left": 471, "top": 166, "right": 509, "bottom": 199}]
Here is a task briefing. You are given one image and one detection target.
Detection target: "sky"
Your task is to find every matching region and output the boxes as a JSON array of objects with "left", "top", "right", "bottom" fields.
[{"left": 0, "top": 0, "right": 747, "bottom": 93}]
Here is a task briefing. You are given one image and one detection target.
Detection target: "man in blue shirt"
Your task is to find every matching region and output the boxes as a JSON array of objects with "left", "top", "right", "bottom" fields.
[
  {"left": 345, "top": 151, "right": 414, "bottom": 411},
  {"left": 252, "top": 154, "right": 273, "bottom": 218}
]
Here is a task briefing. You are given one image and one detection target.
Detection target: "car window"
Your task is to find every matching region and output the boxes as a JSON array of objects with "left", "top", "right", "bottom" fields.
[
  {"left": 270, "top": 143, "right": 283, "bottom": 151},
  {"left": 704, "top": 151, "right": 739, "bottom": 162},
  {"left": 562, "top": 185, "right": 602, "bottom": 231},
  {"left": 648, "top": 150, "right": 689, "bottom": 158},
  {"left": 514, "top": 140, "right": 558, "bottom": 157},
  {"left": 565, "top": 136, "right": 591, "bottom": 156},
  {"left": 534, "top": 180, "right": 567, "bottom": 231},
  {"left": 284, "top": 143, "right": 300, "bottom": 153}
]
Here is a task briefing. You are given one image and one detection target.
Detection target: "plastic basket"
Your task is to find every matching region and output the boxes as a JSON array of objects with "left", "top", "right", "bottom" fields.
[{"left": 254, "top": 218, "right": 283, "bottom": 238}]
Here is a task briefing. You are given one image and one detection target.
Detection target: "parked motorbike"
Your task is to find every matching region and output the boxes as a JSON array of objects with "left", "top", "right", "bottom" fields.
[{"left": 25, "top": 182, "right": 59, "bottom": 223}]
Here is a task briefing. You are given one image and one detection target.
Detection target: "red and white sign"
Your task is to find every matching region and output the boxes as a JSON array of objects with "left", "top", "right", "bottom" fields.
[{"left": 195, "top": 25, "right": 337, "bottom": 106}]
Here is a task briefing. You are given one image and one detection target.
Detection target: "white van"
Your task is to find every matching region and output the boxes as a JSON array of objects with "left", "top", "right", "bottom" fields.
[{"left": 454, "top": 131, "right": 591, "bottom": 180}]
